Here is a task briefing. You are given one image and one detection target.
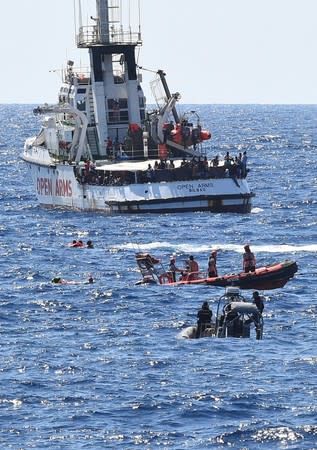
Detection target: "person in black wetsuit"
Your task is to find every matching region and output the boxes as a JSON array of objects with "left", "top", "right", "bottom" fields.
[
  {"left": 252, "top": 291, "right": 264, "bottom": 313},
  {"left": 196, "top": 301, "right": 212, "bottom": 338}
]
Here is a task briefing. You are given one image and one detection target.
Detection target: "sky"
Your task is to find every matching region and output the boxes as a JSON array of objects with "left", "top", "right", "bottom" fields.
[{"left": 1, "top": 0, "right": 317, "bottom": 104}]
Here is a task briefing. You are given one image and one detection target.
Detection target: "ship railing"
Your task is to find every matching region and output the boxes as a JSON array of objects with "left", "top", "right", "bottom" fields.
[
  {"left": 105, "top": 147, "right": 161, "bottom": 160},
  {"left": 64, "top": 67, "right": 90, "bottom": 83},
  {"left": 77, "top": 26, "right": 142, "bottom": 47}
]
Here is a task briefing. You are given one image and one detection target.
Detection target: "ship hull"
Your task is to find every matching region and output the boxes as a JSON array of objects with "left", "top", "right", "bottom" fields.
[{"left": 23, "top": 157, "right": 254, "bottom": 214}]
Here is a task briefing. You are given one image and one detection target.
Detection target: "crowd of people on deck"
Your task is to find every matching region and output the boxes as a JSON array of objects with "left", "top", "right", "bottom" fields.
[{"left": 74, "top": 150, "right": 249, "bottom": 187}]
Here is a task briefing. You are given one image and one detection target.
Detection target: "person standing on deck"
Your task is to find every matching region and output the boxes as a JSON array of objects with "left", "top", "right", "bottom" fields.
[
  {"left": 252, "top": 291, "right": 264, "bottom": 313},
  {"left": 241, "top": 151, "right": 248, "bottom": 177}
]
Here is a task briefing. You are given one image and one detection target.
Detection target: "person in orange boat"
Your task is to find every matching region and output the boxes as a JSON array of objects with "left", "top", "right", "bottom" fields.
[
  {"left": 187, "top": 255, "right": 199, "bottom": 280},
  {"left": 167, "top": 257, "right": 182, "bottom": 282},
  {"left": 243, "top": 244, "right": 256, "bottom": 272},
  {"left": 208, "top": 251, "right": 218, "bottom": 277},
  {"left": 158, "top": 257, "right": 180, "bottom": 284}
]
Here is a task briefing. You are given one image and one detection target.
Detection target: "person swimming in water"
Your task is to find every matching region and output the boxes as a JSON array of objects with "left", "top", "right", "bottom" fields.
[
  {"left": 51, "top": 277, "right": 68, "bottom": 284},
  {"left": 68, "top": 240, "right": 85, "bottom": 248},
  {"left": 52, "top": 276, "right": 94, "bottom": 285}
]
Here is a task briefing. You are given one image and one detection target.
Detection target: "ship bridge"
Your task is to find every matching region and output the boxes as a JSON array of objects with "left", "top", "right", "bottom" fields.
[{"left": 73, "top": 0, "right": 145, "bottom": 158}]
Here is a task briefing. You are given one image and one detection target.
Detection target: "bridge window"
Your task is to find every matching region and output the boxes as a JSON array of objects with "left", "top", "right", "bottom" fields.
[
  {"left": 107, "top": 98, "right": 128, "bottom": 124},
  {"left": 77, "top": 100, "right": 86, "bottom": 111}
]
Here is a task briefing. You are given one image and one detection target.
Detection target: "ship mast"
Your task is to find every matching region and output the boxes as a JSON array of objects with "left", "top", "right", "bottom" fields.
[{"left": 96, "top": 0, "right": 110, "bottom": 43}]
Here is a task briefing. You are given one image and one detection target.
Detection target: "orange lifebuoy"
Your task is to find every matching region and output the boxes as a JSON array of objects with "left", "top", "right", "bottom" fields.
[
  {"left": 200, "top": 130, "right": 212, "bottom": 141},
  {"left": 129, "top": 123, "right": 140, "bottom": 133}
]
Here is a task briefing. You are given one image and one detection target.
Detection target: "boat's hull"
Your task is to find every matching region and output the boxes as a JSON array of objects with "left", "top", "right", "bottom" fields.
[
  {"left": 22, "top": 157, "right": 254, "bottom": 213},
  {"left": 181, "top": 325, "right": 216, "bottom": 339},
  {"left": 165, "top": 260, "right": 298, "bottom": 290}
]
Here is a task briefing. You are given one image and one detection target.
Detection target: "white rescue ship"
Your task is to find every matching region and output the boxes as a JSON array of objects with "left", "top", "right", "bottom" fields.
[{"left": 22, "top": 0, "right": 254, "bottom": 213}]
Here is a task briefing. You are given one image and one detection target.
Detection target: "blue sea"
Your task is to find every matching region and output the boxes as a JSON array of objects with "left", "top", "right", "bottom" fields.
[{"left": 0, "top": 104, "right": 316, "bottom": 449}]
